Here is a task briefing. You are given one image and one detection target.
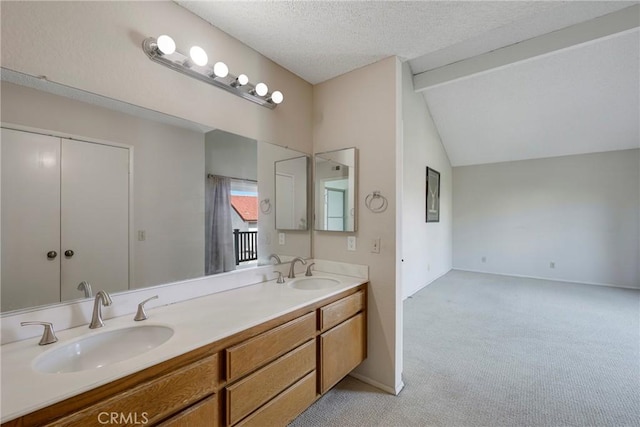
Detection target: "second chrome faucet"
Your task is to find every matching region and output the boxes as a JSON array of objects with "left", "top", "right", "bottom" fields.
[
  {"left": 89, "top": 290, "right": 112, "bottom": 329},
  {"left": 288, "top": 257, "right": 307, "bottom": 279}
]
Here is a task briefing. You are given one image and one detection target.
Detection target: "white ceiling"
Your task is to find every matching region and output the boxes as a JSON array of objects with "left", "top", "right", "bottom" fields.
[
  {"left": 176, "top": 1, "right": 639, "bottom": 166},
  {"left": 424, "top": 29, "right": 640, "bottom": 166}
]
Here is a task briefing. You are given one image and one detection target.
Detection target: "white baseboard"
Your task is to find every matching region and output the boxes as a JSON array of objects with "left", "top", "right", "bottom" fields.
[
  {"left": 348, "top": 372, "right": 404, "bottom": 395},
  {"left": 452, "top": 268, "right": 639, "bottom": 290},
  {"left": 403, "top": 268, "right": 452, "bottom": 300}
]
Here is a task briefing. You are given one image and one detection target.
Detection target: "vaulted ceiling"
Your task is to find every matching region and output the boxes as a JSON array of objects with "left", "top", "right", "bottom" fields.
[{"left": 177, "top": 1, "right": 639, "bottom": 166}]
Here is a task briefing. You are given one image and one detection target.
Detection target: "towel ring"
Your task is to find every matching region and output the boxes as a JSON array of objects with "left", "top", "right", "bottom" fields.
[
  {"left": 365, "top": 191, "right": 388, "bottom": 213},
  {"left": 260, "top": 198, "right": 272, "bottom": 214}
]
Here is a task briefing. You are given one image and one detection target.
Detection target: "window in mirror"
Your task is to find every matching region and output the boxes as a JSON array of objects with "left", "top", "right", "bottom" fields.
[
  {"left": 275, "top": 156, "right": 309, "bottom": 230},
  {"left": 314, "top": 148, "right": 358, "bottom": 232}
]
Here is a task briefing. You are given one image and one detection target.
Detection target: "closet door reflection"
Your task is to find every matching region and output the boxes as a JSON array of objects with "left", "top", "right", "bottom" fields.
[
  {"left": 1, "top": 128, "right": 130, "bottom": 311},
  {"left": 1, "top": 128, "right": 61, "bottom": 310},
  {"left": 60, "top": 139, "right": 129, "bottom": 300}
]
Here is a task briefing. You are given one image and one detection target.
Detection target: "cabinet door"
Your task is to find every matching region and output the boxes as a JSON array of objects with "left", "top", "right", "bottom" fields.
[
  {"left": 1, "top": 128, "right": 61, "bottom": 311},
  {"left": 319, "top": 312, "right": 366, "bottom": 393},
  {"left": 60, "top": 139, "right": 129, "bottom": 299},
  {"left": 158, "top": 394, "right": 218, "bottom": 427}
]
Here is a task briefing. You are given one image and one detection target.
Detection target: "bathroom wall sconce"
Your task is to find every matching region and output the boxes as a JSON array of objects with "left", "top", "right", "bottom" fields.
[{"left": 142, "top": 35, "right": 283, "bottom": 109}]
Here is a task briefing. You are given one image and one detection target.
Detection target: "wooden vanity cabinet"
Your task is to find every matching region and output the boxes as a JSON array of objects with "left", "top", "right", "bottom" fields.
[
  {"left": 2, "top": 284, "right": 367, "bottom": 427},
  {"left": 157, "top": 394, "right": 219, "bottom": 427},
  {"left": 318, "top": 290, "right": 367, "bottom": 393},
  {"left": 224, "top": 313, "right": 316, "bottom": 426},
  {"left": 0, "top": 347, "right": 222, "bottom": 427}
]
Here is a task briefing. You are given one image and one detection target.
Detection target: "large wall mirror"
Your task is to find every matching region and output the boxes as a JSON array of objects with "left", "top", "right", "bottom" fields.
[
  {"left": 0, "top": 70, "right": 311, "bottom": 313},
  {"left": 314, "top": 148, "right": 358, "bottom": 232}
]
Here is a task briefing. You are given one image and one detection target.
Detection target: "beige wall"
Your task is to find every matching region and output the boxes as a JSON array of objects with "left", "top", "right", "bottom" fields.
[
  {"left": 313, "top": 57, "right": 403, "bottom": 393},
  {"left": 453, "top": 149, "right": 640, "bottom": 288},
  {"left": 0, "top": 1, "right": 313, "bottom": 153}
]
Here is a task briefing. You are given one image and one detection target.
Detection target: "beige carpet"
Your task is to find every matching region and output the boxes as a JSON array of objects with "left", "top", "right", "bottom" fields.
[{"left": 290, "top": 270, "right": 640, "bottom": 427}]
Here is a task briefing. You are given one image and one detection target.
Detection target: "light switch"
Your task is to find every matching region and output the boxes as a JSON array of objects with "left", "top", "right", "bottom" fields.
[
  {"left": 137, "top": 230, "right": 146, "bottom": 241},
  {"left": 347, "top": 236, "right": 356, "bottom": 251},
  {"left": 371, "top": 237, "right": 380, "bottom": 253}
]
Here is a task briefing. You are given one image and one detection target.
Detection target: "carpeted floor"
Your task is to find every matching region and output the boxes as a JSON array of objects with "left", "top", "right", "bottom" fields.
[{"left": 290, "top": 270, "right": 640, "bottom": 427}]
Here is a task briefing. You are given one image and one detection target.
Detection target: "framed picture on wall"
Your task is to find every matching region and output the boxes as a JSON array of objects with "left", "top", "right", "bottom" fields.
[{"left": 426, "top": 167, "right": 440, "bottom": 223}]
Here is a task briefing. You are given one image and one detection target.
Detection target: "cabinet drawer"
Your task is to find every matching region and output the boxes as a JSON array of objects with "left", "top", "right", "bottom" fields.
[
  {"left": 320, "top": 312, "right": 366, "bottom": 393},
  {"left": 158, "top": 394, "right": 218, "bottom": 427},
  {"left": 226, "top": 312, "right": 315, "bottom": 381},
  {"left": 319, "top": 290, "right": 364, "bottom": 331},
  {"left": 226, "top": 340, "right": 315, "bottom": 425},
  {"left": 235, "top": 371, "right": 317, "bottom": 427},
  {"left": 46, "top": 355, "right": 218, "bottom": 426}
]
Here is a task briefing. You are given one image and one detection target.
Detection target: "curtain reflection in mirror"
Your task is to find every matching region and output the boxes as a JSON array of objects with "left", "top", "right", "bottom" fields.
[{"left": 205, "top": 176, "right": 235, "bottom": 274}]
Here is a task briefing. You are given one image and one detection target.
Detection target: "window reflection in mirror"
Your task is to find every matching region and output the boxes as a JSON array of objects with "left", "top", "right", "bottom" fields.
[
  {"left": 0, "top": 73, "right": 311, "bottom": 314},
  {"left": 314, "top": 148, "right": 358, "bottom": 232}
]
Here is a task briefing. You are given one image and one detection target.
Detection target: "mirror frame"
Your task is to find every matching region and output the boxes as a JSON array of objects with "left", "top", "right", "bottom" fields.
[{"left": 313, "top": 147, "right": 358, "bottom": 233}]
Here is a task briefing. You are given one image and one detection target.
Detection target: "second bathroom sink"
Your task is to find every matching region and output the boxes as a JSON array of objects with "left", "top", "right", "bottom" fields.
[{"left": 288, "top": 277, "right": 340, "bottom": 291}]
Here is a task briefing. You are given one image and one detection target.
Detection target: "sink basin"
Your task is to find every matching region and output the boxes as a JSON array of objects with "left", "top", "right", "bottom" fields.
[
  {"left": 33, "top": 325, "right": 174, "bottom": 374},
  {"left": 288, "top": 277, "right": 340, "bottom": 291}
]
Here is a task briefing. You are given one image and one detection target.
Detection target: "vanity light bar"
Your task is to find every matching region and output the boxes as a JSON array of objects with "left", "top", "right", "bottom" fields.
[{"left": 142, "top": 35, "right": 283, "bottom": 109}]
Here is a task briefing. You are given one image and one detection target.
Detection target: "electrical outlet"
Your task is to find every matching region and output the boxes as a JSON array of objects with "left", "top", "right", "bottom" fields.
[
  {"left": 371, "top": 237, "right": 381, "bottom": 253},
  {"left": 481, "top": 256, "right": 486, "bottom": 263},
  {"left": 550, "top": 261, "right": 555, "bottom": 269},
  {"left": 137, "top": 230, "right": 146, "bottom": 241},
  {"left": 278, "top": 233, "right": 285, "bottom": 245},
  {"left": 347, "top": 236, "right": 356, "bottom": 251}
]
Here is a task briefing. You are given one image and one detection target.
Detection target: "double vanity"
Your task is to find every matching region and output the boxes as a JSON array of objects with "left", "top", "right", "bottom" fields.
[
  {"left": 1, "top": 269, "right": 368, "bottom": 426},
  {"left": 1, "top": 69, "right": 367, "bottom": 426}
]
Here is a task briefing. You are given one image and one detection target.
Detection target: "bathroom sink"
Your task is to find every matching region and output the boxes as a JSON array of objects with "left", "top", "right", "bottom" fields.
[
  {"left": 33, "top": 325, "right": 174, "bottom": 374},
  {"left": 288, "top": 277, "right": 340, "bottom": 291}
]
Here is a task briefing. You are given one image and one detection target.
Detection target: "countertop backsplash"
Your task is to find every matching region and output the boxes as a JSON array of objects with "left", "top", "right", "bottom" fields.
[{"left": 1, "top": 260, "right": 367, "bottom": 345}]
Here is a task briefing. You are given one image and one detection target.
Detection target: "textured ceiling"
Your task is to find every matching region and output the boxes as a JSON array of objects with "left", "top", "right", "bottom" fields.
[
  {"left": 177, "top": 1, "right": 634, "bottom": 84},
  {"left": 177, "top": 1, "right": 639, "bottom": 166},
  {"left": 424, "top": 29, "right": 640, "bottom": 166}
]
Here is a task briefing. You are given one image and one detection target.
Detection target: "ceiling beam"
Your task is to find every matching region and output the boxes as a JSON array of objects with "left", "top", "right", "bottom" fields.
[{"left": 413, "top": 5, "right": 640, "bottom": 92}]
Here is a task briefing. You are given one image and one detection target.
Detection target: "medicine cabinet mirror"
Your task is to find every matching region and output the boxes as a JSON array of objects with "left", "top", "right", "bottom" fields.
[
  {"left": 275, "top": 156, "right": 309, "bottom": 230},
  {"left": 314, "top": 148, "right": 358, "bottom": 232}
]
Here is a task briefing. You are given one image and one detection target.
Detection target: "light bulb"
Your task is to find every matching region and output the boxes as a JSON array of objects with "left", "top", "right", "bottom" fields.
[
  {"left": 270, "top": 91, "right": 284, "bottom": 104},
  {"left": 237, "top": 74, "right": 249, "bottom": 86},
  {"left": 189, "top": 46, "right": 208, "bottom": 66},
  {"left": 213, "top": 62, "right": 229, "bottom": 78},
  {"left": 255, "top": 82, "right": 268, "bottom": 97},
  {"left": 156, "top": 35, "right": 176, "bottom": 55}
]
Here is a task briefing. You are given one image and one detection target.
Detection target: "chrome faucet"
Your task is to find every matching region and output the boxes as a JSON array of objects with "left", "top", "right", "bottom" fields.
[
  {"left": 20, "top": 321, "right": 58, "bottom": 345},
  {"left": 269, "top": 254, "right": 282, "bottom": 265},
  {"left": 288, "top": 257, "right": 307, "bottom": 279},
  {"left": 274, "top": 271, "right": 285, "bottom": 284},
  {"left": 305, "top": 263, "right": 315, "bottom": 276},
  {"left": 134, "top": 295, "right": 159, "bottom": 321},
  {"left": 89, "top": 290, "right": 112, "bottom": 329},
  {"left": 77, "top": 281, "right": 93, "bottom": 298}
]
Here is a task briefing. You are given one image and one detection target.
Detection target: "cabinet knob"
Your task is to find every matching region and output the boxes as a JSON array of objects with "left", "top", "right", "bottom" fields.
[
  {"left": 46, "top": 251, "right": 57, "bottom": 259},
  {"left": 64, "top": 250, "right": 74, "bottom": 257}
]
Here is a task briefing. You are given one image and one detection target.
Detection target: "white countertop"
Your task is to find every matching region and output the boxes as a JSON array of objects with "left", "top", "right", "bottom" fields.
[{"left": 1, "top": 272, "right": 366, "bottom": 422}]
